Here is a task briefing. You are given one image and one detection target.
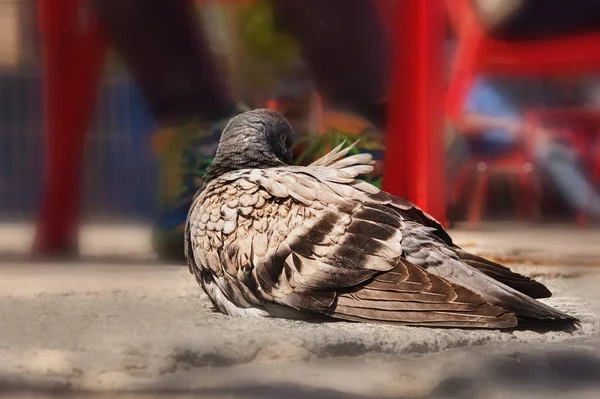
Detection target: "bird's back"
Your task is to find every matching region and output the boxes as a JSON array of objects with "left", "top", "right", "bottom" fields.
[{"left": 185, "top": 142, "right": 577, "bottom": 328}]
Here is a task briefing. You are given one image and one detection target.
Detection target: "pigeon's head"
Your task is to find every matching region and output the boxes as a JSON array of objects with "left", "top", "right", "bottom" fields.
[{"left": 205, "top": 109, "right": 295, "bottom": 180}]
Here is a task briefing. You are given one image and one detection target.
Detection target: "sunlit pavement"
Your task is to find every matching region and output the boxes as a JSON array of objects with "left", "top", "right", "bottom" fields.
[{"left": 1, "top": 223, "right": 600, "bottom": 399}]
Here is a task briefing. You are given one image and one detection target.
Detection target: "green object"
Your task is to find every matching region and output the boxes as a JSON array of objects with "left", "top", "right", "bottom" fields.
[{"left": 237, "top": 0, "right": 300, "bottom": 93}]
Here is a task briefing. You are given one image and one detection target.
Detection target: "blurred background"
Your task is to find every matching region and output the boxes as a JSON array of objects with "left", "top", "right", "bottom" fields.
[
  {"left": 3, "top": 2, "right": 600, "bottom": 398},
  {"left": 1, "top": 0, "right": 600, "bottom": 250}
]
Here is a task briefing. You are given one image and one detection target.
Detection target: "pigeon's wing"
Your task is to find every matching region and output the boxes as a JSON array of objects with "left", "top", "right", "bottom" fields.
[
  {"left": 333, "top": 259, "right": 516, "bottom": 327},
  {"left": 359, "top": 191, "right": 573, "bottom": 321},
  {"left": 187, "top": 148, "right": 573, "bottom": 325},
  {"left": 308, "top": 147, "right": 573, "bottom": 321},
  {"left": 218, "top": 166, "right": 518, "bottom": 329},
  {"left": 312, "top": 144, "right": 551, "bottom": 299},
  {"left": 366, "top": 190, "right": 552, "bottom": 299},
  {"left": 452, "top": 248, "right": 552, "bottom": 299}
]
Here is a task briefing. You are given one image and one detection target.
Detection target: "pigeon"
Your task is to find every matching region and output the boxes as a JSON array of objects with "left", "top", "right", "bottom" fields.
[{"left": 185, "top": 109, "right": 577, "bottom": 329}]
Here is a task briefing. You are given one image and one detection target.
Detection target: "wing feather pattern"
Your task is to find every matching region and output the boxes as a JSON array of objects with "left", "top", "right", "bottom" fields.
[
  {"left": 186, "top": 141, "right": 576, "bottom": 327},
  {"left": 362, "top": 187, "right": 553, "bottom": 299}
]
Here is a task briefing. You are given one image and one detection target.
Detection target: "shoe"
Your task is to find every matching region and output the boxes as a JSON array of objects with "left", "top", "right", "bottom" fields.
[
  {"left": 151, "top": 105, "right": 249, "bottom": 261},
  {"left": 319, "top": 108, "right": 385, "bottom": 188}
]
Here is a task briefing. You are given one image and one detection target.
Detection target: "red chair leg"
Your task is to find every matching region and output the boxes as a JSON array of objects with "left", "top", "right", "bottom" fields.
[
  {"left": 527, "top": 168, "right": 542, "bottom": 221},
  {"left": 510, "top": 174, "right": 525, "bottom": 220},
  {"left": 468, "top": 164, "right": 488, "bottom": 227},
  {"left": 34, "top": 0, "right": 107, "bottom": 255},
  {"left": 445, "top": 14, "right": 483, "bottom": 124},
  {"left": 451, "top": 166, "right": 469, "bottom": 204},
  {"left": 516, "top": 166, "right": 534, "bottom": 220},
  {"left": 384, "top": 0, "right": 447, "bottom": 224},
  {"left": 577, "top": 209, "right": 589, "bottom": 225}
]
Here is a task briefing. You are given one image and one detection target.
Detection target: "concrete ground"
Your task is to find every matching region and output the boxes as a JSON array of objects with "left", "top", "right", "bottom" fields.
[{"left": 1, "top": 223, "right": 600, "bottom": 399}]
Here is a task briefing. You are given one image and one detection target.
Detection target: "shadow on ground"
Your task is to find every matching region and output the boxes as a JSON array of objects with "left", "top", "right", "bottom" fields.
[
  {"left": 0, "top": 384, "right": 377, "bottom": 399},
  {"left": 3, "top": 347, "right": 600, "bottom": 399},
  {"left": 431, "top": 347, "right": 600, "bottom": 398}
]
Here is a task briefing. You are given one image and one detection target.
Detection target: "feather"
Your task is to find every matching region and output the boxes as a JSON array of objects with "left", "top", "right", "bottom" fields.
[
  {"left": 308, "top": 140, "right": 360, "bottom": 167},
  {"left": 185, "top": 110, "right": 577, "bottom": 329}
]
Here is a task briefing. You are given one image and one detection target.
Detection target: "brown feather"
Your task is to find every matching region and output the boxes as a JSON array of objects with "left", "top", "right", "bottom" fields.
[
  {"left": 186, "top": 139, "right": 576, "bottom": 328},
  {"left": 455, "top": 249, "right": 552, "bottom": 299},
  {"left": 324, "top": 260, "right": 516, "bottom": 329},
  {"left": 367, "top": 190, "right": 555, "bottom": 300}
]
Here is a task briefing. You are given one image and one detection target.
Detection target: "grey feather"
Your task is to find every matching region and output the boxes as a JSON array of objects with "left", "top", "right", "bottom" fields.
[{"left": 185, "top": 109, "right": 577, "bottom": 329}]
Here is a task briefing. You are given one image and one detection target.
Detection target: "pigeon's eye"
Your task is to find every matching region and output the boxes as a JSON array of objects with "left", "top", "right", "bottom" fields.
[{"left": 279, "top": 133, "right": 287, "bottom": 143}]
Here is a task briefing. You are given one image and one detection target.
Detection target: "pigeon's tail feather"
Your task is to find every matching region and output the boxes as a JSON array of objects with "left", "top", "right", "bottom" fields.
[
  {"left": 445, "top": 258, "right": 578, "bottom": 322},
  {"left": 455, "top": 249, "right": 552, "bottom": 299}
]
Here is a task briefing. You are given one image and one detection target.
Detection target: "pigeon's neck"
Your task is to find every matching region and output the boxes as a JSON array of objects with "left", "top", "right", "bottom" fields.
[{"left": 204, "top": 149, "right": 285, "bottom": 182}]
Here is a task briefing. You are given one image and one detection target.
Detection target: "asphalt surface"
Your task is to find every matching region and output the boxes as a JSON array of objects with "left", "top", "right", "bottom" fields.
[{"left": 1, "top": 223, "right": 599, "bottom": 399}]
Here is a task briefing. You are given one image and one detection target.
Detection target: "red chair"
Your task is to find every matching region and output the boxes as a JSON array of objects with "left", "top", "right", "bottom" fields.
[
  {"left": 446, "top": 0, "right": 600, "bottom": 226},
  {"left": 451, "top": 141, "right": 539, "bottom": 226},
  {"left": 35, "top": 0, "right": 107, "bottom": 254},
  {"left": 446, "top": 0, "right": 600, "bottom": 123},
  {"left": 525, "top": 108, "right": 600, "bottom": 224}
]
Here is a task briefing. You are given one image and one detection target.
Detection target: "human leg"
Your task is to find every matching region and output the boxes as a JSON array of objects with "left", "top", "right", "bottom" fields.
[
  {"left": 269, "top": 0, "right": 389, "bottom": 185},
  {"left": 269, "top": 0, "right": 388, "bottom": 122},
  {"left": 94, "top": 0, "right": 234, "bottom": 123},
  {"left": 94, "top": 0, "right": 242, "bottom": 260}
]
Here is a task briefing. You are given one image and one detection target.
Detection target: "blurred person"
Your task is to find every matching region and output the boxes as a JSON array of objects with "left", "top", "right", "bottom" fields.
[
  {"left": 456, "top": 76, "right": 600, "bottom": 220},
  {"left": 93, "top": 0, "right": 389, "bottom": 260}
]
